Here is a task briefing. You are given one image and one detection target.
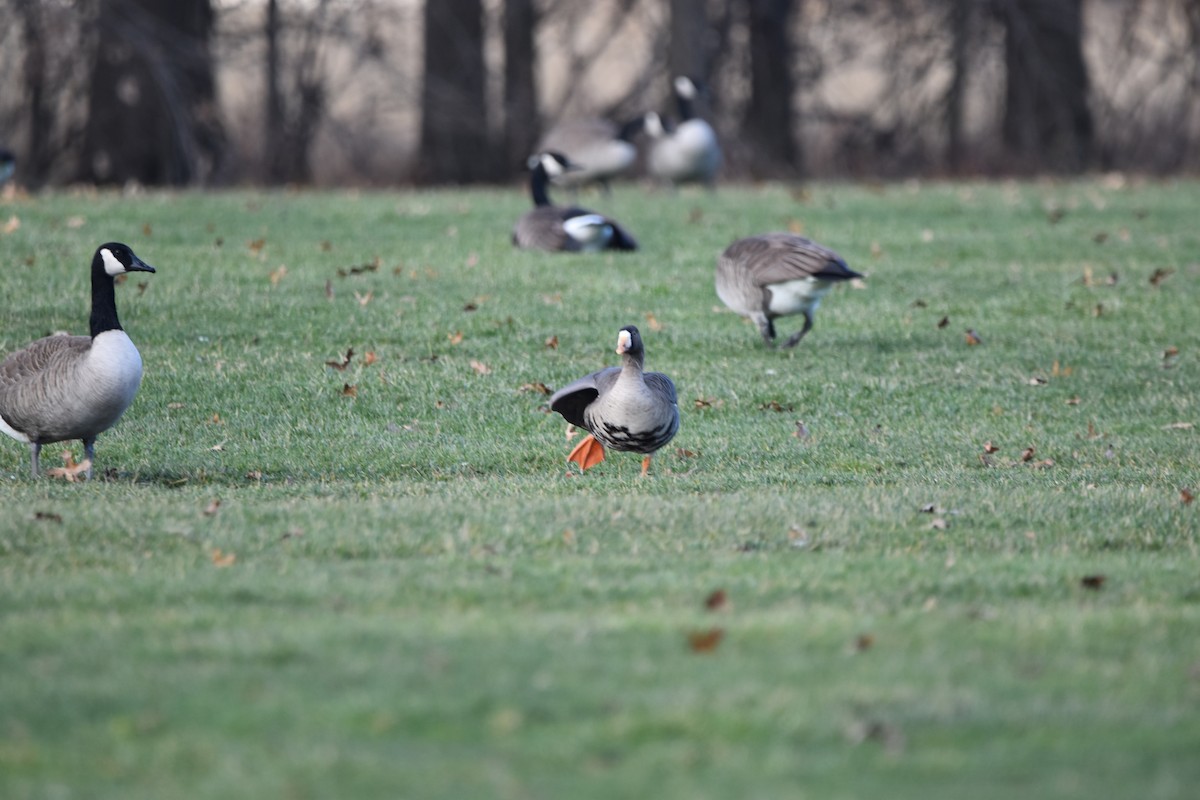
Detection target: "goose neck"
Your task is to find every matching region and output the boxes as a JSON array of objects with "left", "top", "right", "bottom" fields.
[
  {"left": 89, "top": 270, "right": 123, "bottom": 337},
  {"left": 530, "top": 166, "right": 553, "bottom": 207}
]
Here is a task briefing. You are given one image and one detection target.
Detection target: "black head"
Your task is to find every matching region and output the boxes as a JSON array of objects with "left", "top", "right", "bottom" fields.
[
  {"left": 615, "top": 325, "right": 644, "bottom": 357},
  {"left": 94, "top": 242, "right": 156, "bottom": 277}
]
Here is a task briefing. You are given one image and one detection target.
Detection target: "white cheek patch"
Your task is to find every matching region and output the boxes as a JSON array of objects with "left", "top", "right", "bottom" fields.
[
  {"left": 100, "top": 248, "right": 125, "bottom": 276},
  {"left": 674, "top": 76, "right": 696, "bottom": 99},
  {"left": 616, "top": 330, "right": 633, "bottom": 353},
  {"left": 542, "top": 155, "right": 564, "bottom": 178}
]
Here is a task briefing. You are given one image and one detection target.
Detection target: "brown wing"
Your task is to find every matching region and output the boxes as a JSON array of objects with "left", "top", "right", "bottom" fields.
[
  {"left": 725, "top": 234, "right": 860, "bottom": 286},
  {"left": 548, "top": 367, "right": 621, "bottom": 429},
  {"left": 0, "top": 335, "right": 91, "bottom": 432}
]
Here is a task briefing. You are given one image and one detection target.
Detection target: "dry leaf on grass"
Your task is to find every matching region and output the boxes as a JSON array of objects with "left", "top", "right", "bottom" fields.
[
  {"left": 210, "top": 548, "right": 236, "bottom": 567},
  {"left": 982, "top": 441, "right": 1000, "bottom": 454},
  {"left": 704, "top": 589, "right": 728, "bottom": 611},
  {"left": 448, "top": 331, "right": 464, "bottom": 345},
  {"left": 326, "top": 348, "right": 354, "bottom": 370},
  {"left": 470, "top": 360, "right": 492, "bottom": 375},
  {"left": 202, "top": 499, "right": 221, "bottom": 516},
  {"left": 519, "top": 382, "right": 551, "bottom": 395},
  {"left": 645, "top": 312, "right": 663, "bottom": 332},
  {"left": 268, "top": 265, "right": 288, "bottom": 285},
  {"left": 1182, "top": 489, "right": 1195, "bottom": 506},
  {"left": 686, "top": 628, "right": 724, "bottom": 653},
  {"left": 247, "top": 237, "right": 266, "bottom": 254},
  {"left": 855, "top": 633, "right": 875, "bottom": 652},
  {"left": 341, "top": 383, "right": 358, "bottom": 397},
  {"left": 354, "top": 290, "right": 374, "bottom": 307},
  {"left": 1020, "top": 447, "right": 1036, "bottom": 462},
  {"left": 363, "top": 351, "right": 378, "bottom": 366},
  {"left": 937, "top": 315, "right": 949, "bottom": 329},
  {"left": 35, "top": 511, "right": 63, "bottom": 523},
  {"left": 544, "top": 335, "right": 558, "bottom": 350},
  {"left": 2, "top": 215, "right": 20, "bottom": 234},
  {"left": 1149, "top": 267, "right": 1174, "bottom": 287},
  {"left": 1080, "top": 575, "right": 1106, "bottom": 590}
]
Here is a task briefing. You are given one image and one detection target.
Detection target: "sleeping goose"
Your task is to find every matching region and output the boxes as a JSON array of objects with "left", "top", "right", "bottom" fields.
[
  {"left": 513, "top": 152, "right": 638, "bottom": 252},
  {"left": 716, "top": 233, "right": 862, "bottom": 348},
  {"left": 645, "top": 76, "right": 722, "bottom": 187},
  {"left": 549, "top": 325, "right": 679, "bottom": 476},
  {"left": 536, "top": 116, "right": 643, "bottom": 192},
  {"left": 0, "top": 242, "right": 156, "bottom": 478}
]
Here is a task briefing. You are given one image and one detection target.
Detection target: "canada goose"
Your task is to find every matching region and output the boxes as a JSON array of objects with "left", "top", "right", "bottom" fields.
[
  {"left": 513, "top": 152, "right": 638, "bottom": 252},
  {"left": 0, "top": 149, "right": 14, "bottom": 185},
  {"left": 0, "top": 242, "right": 156, "bottom": 478},
  {"left": 716, "top": 233, "right": 862, "bottom": 347},
  {"left": 549, "top": 325, "right": 679, "bottom": 476},
  {"left": 536, "top": 116, "right": 643, "bottom": 192},
  {"left": 645, "top": 77, "right": 722, "bottom": 187}
]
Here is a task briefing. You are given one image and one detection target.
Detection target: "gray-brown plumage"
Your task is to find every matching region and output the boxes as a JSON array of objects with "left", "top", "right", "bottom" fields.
[
  {"left": 549, "top": 325, "right": 678, "bottom": 476},
  {"left": 644, "top": 77, "right": 722, "bottom": 188},
  {"left": 0, "top": 242, "right": 156, "bottom": 478},
  {"left": 716, "top": 233, "right": 862, "bottom": 347},
  {"left": 513, "top": 152, "right": 638, "bottom": 253},
  {"left": 535, "top": 117, "right": 642, "bottom": 192}
]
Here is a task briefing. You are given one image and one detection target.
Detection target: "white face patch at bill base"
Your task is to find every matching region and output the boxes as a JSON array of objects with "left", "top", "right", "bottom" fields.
[
  {"left": 100, "top": 248, "right": 126, "bottom": 276},
  {"left": 616, "top": 329, "right": 632, "bottom": 354}
]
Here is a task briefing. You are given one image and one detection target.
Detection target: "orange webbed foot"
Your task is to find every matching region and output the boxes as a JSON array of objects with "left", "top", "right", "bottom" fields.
[{"left": 567, "top": 434, "right": 606, "bottom": 472}]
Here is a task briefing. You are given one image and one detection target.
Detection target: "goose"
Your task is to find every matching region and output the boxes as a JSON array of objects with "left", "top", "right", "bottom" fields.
[
  {"left": 716, "top": 233, "right": 862, "bottom": 348},
  {"left": 0, "top": 149, "right": 14, "bottom": 185},
  {"left": 0, "top": 242, "right": 156, "bottom": 478},
  {"left": 549, "top": 325, "right": 679, "bottom": 476},
  {"left": 536, "top": 116, "right": 643, "bottom": 192},
  {"left": 513, "top": 152, "right": 638, "bottom": 252},
  {"left": 645, "top": 76, "right": 722, "bottom": 187}
]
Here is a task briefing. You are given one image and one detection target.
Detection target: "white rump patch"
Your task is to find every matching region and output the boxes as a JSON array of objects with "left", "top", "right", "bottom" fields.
[
  {"left": 767, "top": 278, "right": 832, "bottom": 316},
  {"left": 100, "top": 248, "right": 126, "bottom": 276},
  {"left": 643, "top": 112, "right": 665, "bottom": 138},
  {"left": 563, "top": 215, "right": 613, "bottom": 251},
  {"left": 0, "top": 413, "right": 31, "bottom": 444}
]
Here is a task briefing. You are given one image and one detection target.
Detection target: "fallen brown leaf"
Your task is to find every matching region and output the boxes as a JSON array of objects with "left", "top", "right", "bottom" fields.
[
  {"left": 983, "top": 441, "right": 1000, "bottom": 454},
  {"left": 1066, "top": 396, "right": 1082, "bottom": 406},
  {"left": 448, "top": 331, "right": 464, "bottom": 345},
  {"left": 519, "top": 382, "right": 551, "bottom": 395},
  {"left": 324, "top": 279, "right": 334, "bottom": 300},
  {"left": 363, "top": 351, "right": 378, "bottom": 366},
  {"left": 1149, "top": 267, "right": 1174, "bottom": 287},
  {"left": 645, "top": 312, "right": 663, "bottom": 332},
  {"left": 1182, "top": 489, "right": 1195, "bottom": 506},
  {"left": 470, "top": 360, "right": 492, "bottom": 375},
  {"left": 268, "top": 265, "right": 287, "bottom": 285},
  {"left": 245, "top": 470, "right": 263, "bottom": 481},
  {"left": 686, "top": 627, "right": 724, "bottom": 653},
  {"left": 341, "top": 383, "right": 358, "bottom": 397},
  {"left": 248, "top": 237, "right": 266, "bottom": 253},
  {"left": 544, "top": 335, "right": 558, "bottom": 350},
  {"left": 2, "top": 215, "right": 20, "bottom": 234},
  {"left": 1080, "top": 575, "right": 1106, "bottom": 590},
  {"left": 675, "top": 447, "right": 699, "bottom": 458},
  {"left": 34, "top": 511, "right": 63, "bottom": 523},
  {"left": 354, "top": 290, "right": 374, "bottom": 307},
  {"left": 937, "top": 315, "right": 949, "bottom": 329},
  {"left": 1020, "top": 446, "right": 1036, "bottom": 462},
  {"left": 704, "top": 589, "right": 728, "bottom": 611},
  {"left": 326, "top": 348, "right": 354, "bottom": 370},
  {"left": 759, "top": 400, "right": 791, "bottom": 413},
  {"left": 855, "top": 633, "right": 875, "bottom": 652},
  {"left": 930, "top": 517, "right": 949, "bottom": 530},
  {"left": 202, "top": 499, "right": 221, "bottom": 516},
  {"left": 210, "top": 548, "right": 236, "bottom": 567}
]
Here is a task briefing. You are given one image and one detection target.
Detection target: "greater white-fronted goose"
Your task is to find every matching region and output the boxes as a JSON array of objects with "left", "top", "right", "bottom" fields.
[
  {"left": 716, "top": 233, "right": 862, "bottom": 347},
  {"left": 549, "top": 325, "right": 679, "bottom": 476},
  {"left": 645, "top": 77, "right": 722, "bottom": 187},
  {"left": 536, "top": 116, "right": 643, "bottom": 192},
  {"left": 513, "top": 152, "right": 638, "bottom": 252},
  {"left": 0, "top": 242, "right": 156, "bottom": 478}
]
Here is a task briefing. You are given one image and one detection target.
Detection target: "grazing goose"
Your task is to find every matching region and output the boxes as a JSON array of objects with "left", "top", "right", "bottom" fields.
[
  {"left": 645, "top": 77, "right": 722, "bottom": 187},
  {"left": 716, "top": 233, "right": 862, "bottom": 348},
  {"left": 0, "top": 242, "right": 156, "bottom": 478},
  {"left": 0, "top": 149, "right": 14, "bottom": 185},
  {"left": 536, "top": 116, "right": 643, "bottom": 192},
  {"left": 513, "top": 152, "right": 638, "bottom": 252},
  {"left": 550, "top": 325, "right": 679, "bottom": 476}
]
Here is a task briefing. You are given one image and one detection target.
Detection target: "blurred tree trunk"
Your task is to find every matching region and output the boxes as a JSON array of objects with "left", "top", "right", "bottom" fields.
[
  {"left": 503, "top": 0, "right": 539, "bottom": 169},
  {"left": 744, "top": 0, "right": 798, "bottom": 174},
  {"left": 79, "top": 0, "right": 223, "bottom": 185},
  {"left": 418, "top": 0, "right": 491, "bottom": 183},
  {"left": 997, "top": 0, "right": 1093, "bottom": 172},
  {"left": 18, "top": 3, "right": 52, "bottom": 186},
  {"left": 262, "top": 0, "right": 328, "bottom": 184},
  {"left": 945, "top": 0, "right": 972, "bottom": 171},
  {"left": 669, "top": 0, "right": 709, "bottom": 86}
]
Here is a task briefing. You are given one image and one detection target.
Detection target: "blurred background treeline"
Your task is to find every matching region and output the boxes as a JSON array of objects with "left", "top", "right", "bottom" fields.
[{"left": 2, "top": 0, "right": 1198, "bottom": 188}]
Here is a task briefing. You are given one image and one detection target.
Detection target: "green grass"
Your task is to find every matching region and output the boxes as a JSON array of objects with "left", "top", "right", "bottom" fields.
[{"left": 1, "top": 178, "right": 1198, "bottom": 799}]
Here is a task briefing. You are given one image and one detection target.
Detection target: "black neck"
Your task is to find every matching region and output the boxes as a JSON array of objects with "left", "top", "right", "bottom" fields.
[
  {"left": 621, "top": 348, "right": 645, "bottom": 372},
  {"left": 89, "top": 268, "right": 123, "bottom": 337},
  {"left": 529, "top": 165, "right": 553, "bottom": 207},
  {"left": 676, "top": 92, "right": 694, "bottom": 122}
]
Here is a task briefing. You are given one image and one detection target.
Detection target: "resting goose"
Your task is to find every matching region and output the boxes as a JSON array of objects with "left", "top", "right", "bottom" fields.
[
  {"left": 549, "top": 325, "right": 679, "bottom": 476},
  {"left": 536, "top": 116, "right": 643, "bottom": 192},
  {"left": 645, "top": 77, "right": 722, "bottom": 187},
  {"left": 716, "top": 233, "right": 862, "bottom": 348},
  {"left": 0, "top": 242, "right": 156, "bottom": 478},
  {"left": 513, "top": 152, "right": 638, "bottom": 252}
]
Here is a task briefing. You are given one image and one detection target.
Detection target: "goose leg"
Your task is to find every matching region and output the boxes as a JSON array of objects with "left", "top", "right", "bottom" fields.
[
  {"left": 82, "top": 437, "right": 96, "bottom": 480},
  {"left": 781, "top": 313, "right": 814, "bottom": 349},
  {"left": 29, "top": 442, "right": 41, "bottom": 478},
  {"left": 566, "top": 434, "right": 607, "bottom": 472},
  {"left": 753, "top": 314, "right": 777, "bottom": 347},
  {"left": 640, "top": 455, "right": 652, "bottom": 477}
]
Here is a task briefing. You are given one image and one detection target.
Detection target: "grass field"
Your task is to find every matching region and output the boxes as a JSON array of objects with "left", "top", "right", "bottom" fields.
[{"left": 1, "top": 177, "right": 1198, "bottom": 799}]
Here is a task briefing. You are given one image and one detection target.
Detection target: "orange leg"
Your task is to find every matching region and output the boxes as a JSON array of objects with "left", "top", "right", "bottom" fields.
[
  {"left": 567, "top": 434, "right": 606, "bottom": 471},
  {"left": 640, "top": 455, "right": 652, "bottom": 477}
]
